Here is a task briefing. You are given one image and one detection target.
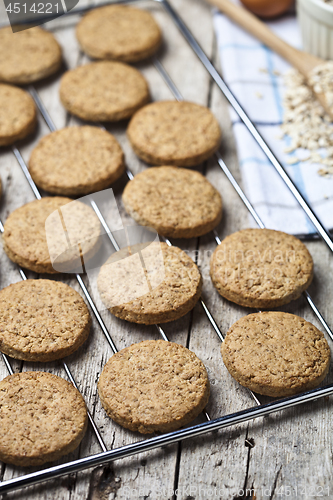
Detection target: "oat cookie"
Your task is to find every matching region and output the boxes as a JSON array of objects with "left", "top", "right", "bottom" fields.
[
  {"left": 97, "top": 242, "right": 202, "bottom": 324},
  {"left": 127, "top": 101, "right": 221, "bottom": 166},
  {"left": 29, "top": 126, "right": 125, "bottom": 196},
  {"left": 60, "top": 61, "right": 150, "bottom": 122},
  {"left": 222, "top": 311, "right": 330, "bottom": 397},
  {"left": 0, "top": 371, "right": 88, "bottom": 466},
  {"left": 0, "top": 280, "right": 91, "bottom": 361},
  {"left": 0, "top": 27, "right": 62, "bottom": 84},
  {"left": 98, "top": 340, "right": 210, "bottom": 433},
  {"left": 3, "top": 197, "right": 101, "bottom": 274},
  {"left": 0, "top": 84, "right": 36, "bottom": 146},
  {"left": 210, "top": 228, "right": 313, "bottom": 308},
  {"left": 123, "top": 166, "right": 222, "bottom": 238},
  {"left": 76, "top": 5, "right": 162, "bottom": 62}
]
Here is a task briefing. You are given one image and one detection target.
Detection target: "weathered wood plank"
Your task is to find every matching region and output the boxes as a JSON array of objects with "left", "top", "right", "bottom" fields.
[{"left": 174, "top": 24, "right": 257, "bottom": 498}]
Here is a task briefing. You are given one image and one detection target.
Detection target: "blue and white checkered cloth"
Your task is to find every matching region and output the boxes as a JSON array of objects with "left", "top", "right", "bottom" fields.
[{"left": 213, "top": 4, "right": 333, "bottom": 235}]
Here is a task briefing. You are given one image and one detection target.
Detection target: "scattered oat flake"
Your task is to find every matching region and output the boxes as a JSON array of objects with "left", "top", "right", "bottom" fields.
[
  {"left": 255, "top": 92, "right": 263, "bottom": 99},
  {"left": 259, "top": 67, "right": 280, "bottom": 77},
  {"left": 300, "top": 155, "right": 311, "bottom": 162},
  {"left": 309, "top": 62, "right": 333, "bottom": 109},
  {"left": 287, "top": 157, "right": 300, "bottom": 165}
]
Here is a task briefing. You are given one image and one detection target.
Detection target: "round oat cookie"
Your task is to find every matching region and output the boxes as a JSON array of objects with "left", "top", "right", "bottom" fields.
[
  {"left": 0, "top": 280, "right": 91, "bottom": 361},
  {"left": 210, "top": 228, "right": 313, "bottom": 309},
  {"left": 97, "top": 242, "right": 202, "bottom": 324},
  {"left": 3, "top": 197, "right": 101, "bottom": 274},
  {"left": 59, "top": 61, "right": 150, "bottom": 122},
  {"left": 76, "top": 5, "right": 162, "bottom": 62},
  {"left": 0, "top": 371, "right": 88, "bottom": 466},
  {"left": 122, "top": 166, "right": 223, "bottom": 238},
  {"left": 98, "top": 340, "right": 210, "bottom": 434},
  {"left": 29, "top": 126, "right": 125, "bottom": 196},
  {"left": 222, "top": 311, "right": 330, "bottom": 397},
  {"left": 127, "top": 101, "right": 221, "bottom": 166},
  {"left": 0, "top": 84, "right": 36, "bottom": 146},
  {"left": 0, "top": 27, "right": 62, "bottom": 84}
]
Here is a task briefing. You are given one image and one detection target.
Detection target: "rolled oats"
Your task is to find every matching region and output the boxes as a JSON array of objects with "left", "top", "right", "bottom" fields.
[{"left": 281, "top": 66, "right": 333, "bottom": 176}]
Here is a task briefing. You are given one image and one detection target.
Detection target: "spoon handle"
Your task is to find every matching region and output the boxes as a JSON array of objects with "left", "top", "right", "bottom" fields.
[{"left": 207, "top": 0, "right": 321, "bottom": 74}]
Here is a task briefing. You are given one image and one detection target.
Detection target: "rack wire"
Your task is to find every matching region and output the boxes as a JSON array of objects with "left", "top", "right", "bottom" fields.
[
  {"left": 0, "top": 0, "right": 333, "bottom": 494},
  {"left": 29, "top": 85, "right": 260, "bottom": 412}
]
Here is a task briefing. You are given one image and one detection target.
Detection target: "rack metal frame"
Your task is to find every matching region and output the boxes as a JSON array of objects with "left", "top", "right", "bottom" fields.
[{"left": 0, "top": 0, "right": 333, "bottom": 494}]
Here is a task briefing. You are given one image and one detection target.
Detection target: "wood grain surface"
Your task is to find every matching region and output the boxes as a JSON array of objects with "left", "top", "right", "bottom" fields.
[{"left": 0, "top": 0, "right": 333, "bottom": 498}]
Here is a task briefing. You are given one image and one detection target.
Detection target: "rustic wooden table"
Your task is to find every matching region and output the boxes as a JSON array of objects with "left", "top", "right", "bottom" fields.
[{"left": 1, "top": 0, "right": 333, "bottom": 498}]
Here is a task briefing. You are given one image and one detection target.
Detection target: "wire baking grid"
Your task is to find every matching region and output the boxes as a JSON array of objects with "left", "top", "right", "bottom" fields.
[{"left": 1, "top": 0, "right": 333, "bottom": 494}]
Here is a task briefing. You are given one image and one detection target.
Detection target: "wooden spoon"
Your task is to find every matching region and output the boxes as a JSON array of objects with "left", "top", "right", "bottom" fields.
[{"left": 206, "top": 0, "right": 333, "bottom": 119}]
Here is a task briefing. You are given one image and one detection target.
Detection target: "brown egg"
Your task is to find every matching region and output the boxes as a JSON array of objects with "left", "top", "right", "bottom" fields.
[{"left": 240, "top": 0, "right": 294, "bottom": 18}]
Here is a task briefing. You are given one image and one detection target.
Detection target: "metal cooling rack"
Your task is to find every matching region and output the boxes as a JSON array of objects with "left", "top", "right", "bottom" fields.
[{"left": 1, "top": 0, "right": 333, "bottom": 494}]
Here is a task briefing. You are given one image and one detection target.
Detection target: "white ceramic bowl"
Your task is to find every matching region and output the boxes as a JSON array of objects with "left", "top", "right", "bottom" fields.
[{"left": 297, "top": 0, "right": 333, "bottom": 59}]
